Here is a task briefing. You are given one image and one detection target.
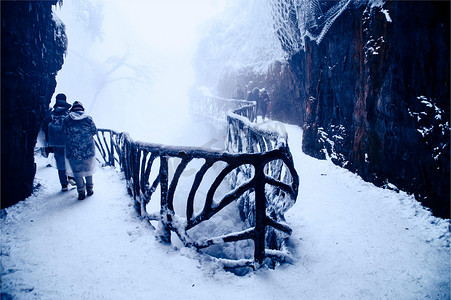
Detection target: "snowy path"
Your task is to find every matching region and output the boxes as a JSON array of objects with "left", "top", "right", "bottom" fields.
[{"left": 1, "top": 123, "right": 450, "bottom": 299}]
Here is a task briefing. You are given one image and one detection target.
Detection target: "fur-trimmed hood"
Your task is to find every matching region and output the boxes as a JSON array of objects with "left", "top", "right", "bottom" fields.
[{"left": 69, "top": 111, "right": 89, "bottom": 120}]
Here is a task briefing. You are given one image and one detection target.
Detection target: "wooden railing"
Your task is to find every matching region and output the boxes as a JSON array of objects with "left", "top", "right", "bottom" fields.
[
  {"left": 94, "top": 98, "right": 299, "bottom": 270},
  {"left": 225, "top": 103, "right": 298, "bottom": 256},
  {"left": 190, "top": 94, "right": 256, "bottom": 124}
]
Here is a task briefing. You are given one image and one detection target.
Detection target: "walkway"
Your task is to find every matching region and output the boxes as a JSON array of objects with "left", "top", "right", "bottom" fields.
[{"left": 1, "top": 123, "right": 449, "bottom": 299}]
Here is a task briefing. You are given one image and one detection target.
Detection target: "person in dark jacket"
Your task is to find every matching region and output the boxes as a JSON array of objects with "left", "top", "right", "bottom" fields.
[
  {"left": 247, "top": 87, "right": 260, "bottom": 103},
  {"left": 259, "top": 89, "right": 270, "bottom": 120},
  {"left": 43, "top": 93, "right": 72, "bottom": 191},
  {"left": 247, "top": 87, "right": 260, "bottom": 121},
  {"left": 63, "top": 101, "right": 97, "bottom": 200}
]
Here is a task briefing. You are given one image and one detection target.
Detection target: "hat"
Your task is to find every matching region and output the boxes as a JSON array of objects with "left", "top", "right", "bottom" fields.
[
  {"left": 54, "top": 99, "right": 71, "bottom": 109},
  {"left": 55, "top": 93, "right": 67, "bottom": 101},
  {"left": 70, "top": 101, "right": 84, "bottom": 112}
]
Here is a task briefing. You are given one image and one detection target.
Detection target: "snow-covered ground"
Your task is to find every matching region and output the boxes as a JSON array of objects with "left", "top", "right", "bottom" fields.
[{"left": 1, "top": 122, "right": 449, "bottom": 299}]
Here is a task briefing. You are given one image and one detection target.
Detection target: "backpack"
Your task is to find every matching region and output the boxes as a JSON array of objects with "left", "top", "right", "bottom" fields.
[{"left": 47, "top": 113, "right": 67, "bottom": 146}]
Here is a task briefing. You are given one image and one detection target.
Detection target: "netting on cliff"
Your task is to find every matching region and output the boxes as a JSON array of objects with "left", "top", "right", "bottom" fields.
[
  {"left": 271, "top": 0, "right": 352, "bottom": 54},
  {"left": 194, "top": 0, "right": 287, "bottom": 88}
]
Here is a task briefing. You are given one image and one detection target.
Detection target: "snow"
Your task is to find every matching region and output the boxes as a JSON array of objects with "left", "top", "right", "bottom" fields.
[
  {"left": 380, "top": 9, "right": 392, "bottom": 23},
  {"left": 410, "top": 96, "right": 450, "bottom": 161},
  {"left": 2, "top": 123, "right": 450, "bottom": 299},
  {"left": 3, "top": 0, "right": 450, "bottom": 298}
]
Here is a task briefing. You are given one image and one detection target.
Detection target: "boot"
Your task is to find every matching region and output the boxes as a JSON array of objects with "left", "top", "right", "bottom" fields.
[
  {"left": 87, "top": 186, "right": 94, "bottom": 197},
  {"left": 78, "top": 190, "right": 86, "bottom": 200}
]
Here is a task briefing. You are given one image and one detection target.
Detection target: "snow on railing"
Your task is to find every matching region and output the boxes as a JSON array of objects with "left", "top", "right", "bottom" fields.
[
  {"left": 226, "top": 105, "right": 298, "bottom": 255},
  {"left": 94, "top": 98, "right": 299, "bottom": 271},
  {"left": 190, "top": 94, "right": 256, "bottom": 124}
]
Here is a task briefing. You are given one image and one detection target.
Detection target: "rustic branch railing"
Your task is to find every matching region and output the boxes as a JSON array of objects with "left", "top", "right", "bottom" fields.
[
  {"left": 225, "top": 103, "right": 297, "bottom": 256},
  {"left": 94, "top": 97, "right": 299, "bottom": 270},
  {"left": 94, "top": 129, "right": 121, "bottom": 167},
  {"left": 190, "top": 94, "right": 256, "bottom": 124}
]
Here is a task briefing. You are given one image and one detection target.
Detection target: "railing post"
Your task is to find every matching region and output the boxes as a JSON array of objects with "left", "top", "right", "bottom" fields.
[
  {"left": 246, "top": 127, "right": 252, "bottom": 153},
  {"left": 254, "top": 162, "right": 266, "bottom": 264},
  {"left": 159, "top": 156, "right": 171, "bottom": 243},
  {"left": 109, "top": 130, "right": 115, "bottom": 167},
  {"left": 124, "top": 139, "right": 133, "bottom": 196},
  {"left": 133, "top": 149, "right": 141, "bottom": 198},
  {"left": 132, "top": 148, "right": 142, "bottom": 216}
]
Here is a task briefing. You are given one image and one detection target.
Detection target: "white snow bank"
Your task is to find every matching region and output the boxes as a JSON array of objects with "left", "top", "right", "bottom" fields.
[{"left": 1, "top": 123, "right": 449, "bottom": 299}]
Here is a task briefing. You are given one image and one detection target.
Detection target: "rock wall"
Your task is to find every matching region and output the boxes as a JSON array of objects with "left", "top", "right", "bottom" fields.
[
  {"left": 1, "top": 1, "right": 67, "bottom": 208},
  {"left": 213, "top": 1, "right": 449, "bottom": 218},
  {"left": 296, "top": 2, "right": 449, "bottom": 218}
]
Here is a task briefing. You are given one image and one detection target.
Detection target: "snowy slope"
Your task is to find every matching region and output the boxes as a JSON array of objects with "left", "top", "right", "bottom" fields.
[{"left": 1, "top": 122, "right": 450, "bottom": 299}]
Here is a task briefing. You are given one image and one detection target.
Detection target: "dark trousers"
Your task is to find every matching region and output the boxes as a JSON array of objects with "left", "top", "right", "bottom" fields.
[{"left": 58, "top": 169, "right": 68, "bottom": 186}]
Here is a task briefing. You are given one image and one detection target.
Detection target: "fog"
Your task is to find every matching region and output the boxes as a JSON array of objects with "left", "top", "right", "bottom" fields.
[{"left": 52, "top": 0, "right": 225, "bottom": 144}]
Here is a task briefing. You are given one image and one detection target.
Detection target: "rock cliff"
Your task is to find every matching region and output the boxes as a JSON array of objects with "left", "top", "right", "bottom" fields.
[
  {"left": 1, "top": 1, "right": 67, "bottom": 208},
  {"left": 208, "top": 1, "right": 450, "bottom": 218},
  {"left": 295, "top": 1, "right": 449, "bottom": 218}
]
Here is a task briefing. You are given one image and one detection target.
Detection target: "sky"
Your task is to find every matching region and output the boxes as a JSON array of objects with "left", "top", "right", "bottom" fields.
[{"left": 52, "top": 0, "right": 225, "bottom": 143}]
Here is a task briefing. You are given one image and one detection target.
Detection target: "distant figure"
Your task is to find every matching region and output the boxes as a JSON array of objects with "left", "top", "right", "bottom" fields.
[
  {"left": 247, "top": 87, "right": 261, "bottom": 121},
  {"left": 247, "top": 87, "right": 260, "bottom": 103},
  {"left": 43, "top": 93, "right": 72, "bottom": 191},
  {"left": 233, "top": 86, "right": 245, "bottom": 100},
  {"left": 259, "top": 89, "right": 270, "bottom": 120},
  {"left": 64, "top": 101, "right": 97, "bottom": 200},
  {"left": 247, "top": 88, "right": 260, "bottom": 103}
]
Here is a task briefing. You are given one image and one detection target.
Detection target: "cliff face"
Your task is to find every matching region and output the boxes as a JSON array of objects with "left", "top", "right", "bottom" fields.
[
  {"left": 213, "top": 1, "right": 449, "bottom": 218},
  {"left": 1, "top": 1, "right": 67, "bottom": 208},
  {"left": 296, "top": 2, "right": 450, "bottom": 218}
]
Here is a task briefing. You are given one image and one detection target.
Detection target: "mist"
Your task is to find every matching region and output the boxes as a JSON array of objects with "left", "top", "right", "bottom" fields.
[{"left": 52, "top": 0, "right": 224, "bottom": 144}]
